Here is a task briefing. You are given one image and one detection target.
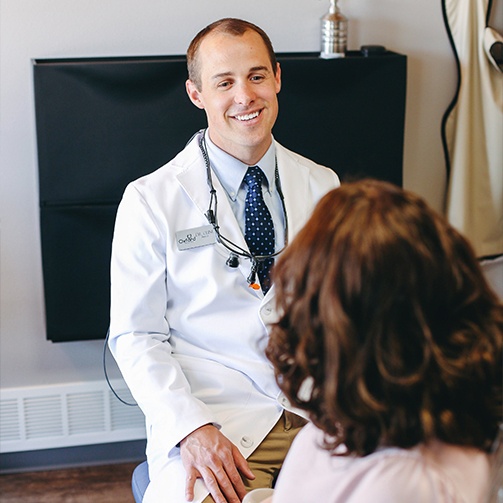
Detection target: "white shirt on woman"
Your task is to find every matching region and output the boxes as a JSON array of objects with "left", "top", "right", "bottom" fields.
[{"left": 273, "top": 422, "right": 491, "bottom": 502}]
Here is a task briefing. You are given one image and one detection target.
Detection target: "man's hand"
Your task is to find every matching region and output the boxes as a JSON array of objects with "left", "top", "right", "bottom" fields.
[{"left": 180, "top": 424, "right": 255, "bottom": 503}]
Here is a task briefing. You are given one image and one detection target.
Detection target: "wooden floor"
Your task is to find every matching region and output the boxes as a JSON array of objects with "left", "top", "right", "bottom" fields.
[{"left": 0, "top": 462, "right": 137, "bottom": 503}]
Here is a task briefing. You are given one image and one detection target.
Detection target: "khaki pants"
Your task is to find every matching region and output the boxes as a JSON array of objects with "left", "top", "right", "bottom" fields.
[{"left": 203, "top": 411, "right": 305, "bottom": 502}]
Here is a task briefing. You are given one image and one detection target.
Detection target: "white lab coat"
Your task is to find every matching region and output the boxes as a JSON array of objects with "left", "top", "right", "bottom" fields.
[{"left": 109, "top": 131, "right": 340, "bottom": 502}]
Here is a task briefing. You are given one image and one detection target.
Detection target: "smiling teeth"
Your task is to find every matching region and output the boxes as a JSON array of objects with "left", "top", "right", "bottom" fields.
[{"left": 235, "top": 111, "right": 259, "bottom": 121}]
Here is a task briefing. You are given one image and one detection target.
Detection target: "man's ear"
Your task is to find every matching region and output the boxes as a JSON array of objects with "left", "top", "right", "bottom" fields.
[
  {"left": 275, "top": 62, "right": 282, "bottom": 94},
  {"left": 186, "top": 80, "right": 205, "bottom": 110}
]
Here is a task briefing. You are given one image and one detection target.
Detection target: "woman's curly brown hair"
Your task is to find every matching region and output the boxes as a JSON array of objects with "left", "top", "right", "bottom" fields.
[{"left": 266, "top": 179, "right": 502, "bottom": 456}]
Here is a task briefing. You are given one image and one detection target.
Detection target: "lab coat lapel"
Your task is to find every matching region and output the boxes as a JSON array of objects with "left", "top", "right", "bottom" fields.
[
  {"left": 261, "top": 144, "right": 313, "bottom": 303},
  {"left": 275, "top": 145, "right": 313, "bottom": 244},
  {"left": 176, "top": 155, "right": 247, "bottom": 252},
  {"left": 176, "top": 154, "right": 253, "bottom": 289}
]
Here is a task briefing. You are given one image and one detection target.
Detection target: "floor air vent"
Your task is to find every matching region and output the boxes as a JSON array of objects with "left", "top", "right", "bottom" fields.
[{"left": 0, "top": 380, "right": 145, "bottom": 453}]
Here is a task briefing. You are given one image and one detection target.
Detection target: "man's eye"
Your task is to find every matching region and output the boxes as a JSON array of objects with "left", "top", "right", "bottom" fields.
[
  {"left": 251, "top": 75, "right": 264, "bottom": 82},
  {"left": 218, "top": 81, "right": 231, "bottom": 88}
]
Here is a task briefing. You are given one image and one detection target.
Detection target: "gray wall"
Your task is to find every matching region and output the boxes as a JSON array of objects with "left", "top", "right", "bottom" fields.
[{"left": 0, "top": 0, "right": 501, "bottom": 390}]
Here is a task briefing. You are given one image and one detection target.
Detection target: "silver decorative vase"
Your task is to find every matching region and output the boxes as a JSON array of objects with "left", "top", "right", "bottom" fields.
[{"left": 320, "top": 0, "right": 348, "bottom": 59}]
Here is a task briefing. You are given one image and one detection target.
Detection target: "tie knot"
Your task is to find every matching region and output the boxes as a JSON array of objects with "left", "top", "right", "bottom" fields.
[{"left": 244, "top": 166, "right": 265, "bottom": 189}]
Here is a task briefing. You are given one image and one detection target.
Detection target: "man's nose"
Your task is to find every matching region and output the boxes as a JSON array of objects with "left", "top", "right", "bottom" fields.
[{"left": 234, "top": 82, "right": 256, "bottom": 106}]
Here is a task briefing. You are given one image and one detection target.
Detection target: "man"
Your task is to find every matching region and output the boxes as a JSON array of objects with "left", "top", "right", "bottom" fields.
[{"left": 109, "top": 18, "right": 340, "bottom": 503}]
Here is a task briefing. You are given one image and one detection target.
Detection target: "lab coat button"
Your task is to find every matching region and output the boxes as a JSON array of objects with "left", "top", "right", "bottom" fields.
[{"left": 240, "top": 436, "right": 254, "bottom": 448}]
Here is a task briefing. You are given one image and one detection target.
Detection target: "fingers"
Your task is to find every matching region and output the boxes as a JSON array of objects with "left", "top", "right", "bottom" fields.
[
  {"left": 180, "top": 426, "right": 255, "bottom": 503},
  {"left": 184, "top": 468, "right": 198, "bottom": 502},
  {"left": 188, "top": 452, "right": 245, "bottom": 503},
  {"left": 232, "top": 444, "right": 255, "bottom": 481},
  {"left": 201, "top": 465, "right": 236, "bottom": 503},
  {"left": 184, "top": 465, "right": 240, "bottom": 503},
  {"left": 217, "top": 457, "right": 248, "bottom": 502}
]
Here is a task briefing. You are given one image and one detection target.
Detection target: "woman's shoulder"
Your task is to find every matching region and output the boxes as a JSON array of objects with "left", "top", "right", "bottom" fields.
[
  {"left": 275, "top": 424, "right": 490, "bottom": 503},
  {"left": 350, "top": 441, "right": 490, "bottom": 502}
]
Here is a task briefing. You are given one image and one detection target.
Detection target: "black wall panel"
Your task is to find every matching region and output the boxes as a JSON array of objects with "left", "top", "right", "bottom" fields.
[{"left": 33, "top": 51, "right": 406, "bottom": 342}]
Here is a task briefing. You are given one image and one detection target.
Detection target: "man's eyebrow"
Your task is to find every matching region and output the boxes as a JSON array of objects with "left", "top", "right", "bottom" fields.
[
  {"left": 210, "top": 66, "right": 271, "bottom": 81},
  {"left": 249, "top": 66, "right": 270, "bottom": 73},
  {"left": 211, "top": 71, "right": 233, "bottom": 81}
]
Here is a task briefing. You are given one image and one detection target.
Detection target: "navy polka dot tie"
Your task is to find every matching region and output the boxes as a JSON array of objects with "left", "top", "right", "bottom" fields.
[{"left": 244, "top": 166, "right": 275, "bottom": 293}]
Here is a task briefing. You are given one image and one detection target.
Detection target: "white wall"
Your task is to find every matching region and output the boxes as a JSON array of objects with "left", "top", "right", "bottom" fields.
[{"left": 0, "top": 0, "right": 497, "bottom": 390}]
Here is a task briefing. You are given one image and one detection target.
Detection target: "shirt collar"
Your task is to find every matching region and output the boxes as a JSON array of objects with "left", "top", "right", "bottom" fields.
[{"left": 205, "top": 130, "right": 276, "bottom": 201}]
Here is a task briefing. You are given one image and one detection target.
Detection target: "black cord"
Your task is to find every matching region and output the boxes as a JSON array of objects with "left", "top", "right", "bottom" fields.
[
  {"left": 199, "top": 130, "right": 289, "bottom": 264},
  {"left": 103, "top": 328, "right": 138, "bottom": 407}
]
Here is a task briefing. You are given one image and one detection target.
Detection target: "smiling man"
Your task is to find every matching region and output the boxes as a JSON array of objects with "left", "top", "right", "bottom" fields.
[
  {"left": 185, "top": 26, "right": 281, "bottom": 167},
  {"left": 109, "top": 18, "right": 340, "bottom": 503}
]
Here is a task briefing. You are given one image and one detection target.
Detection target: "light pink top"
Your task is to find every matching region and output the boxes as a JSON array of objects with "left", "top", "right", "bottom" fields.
[{"left": 273, "top": 422, "right": 491, "bottom": 503}]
